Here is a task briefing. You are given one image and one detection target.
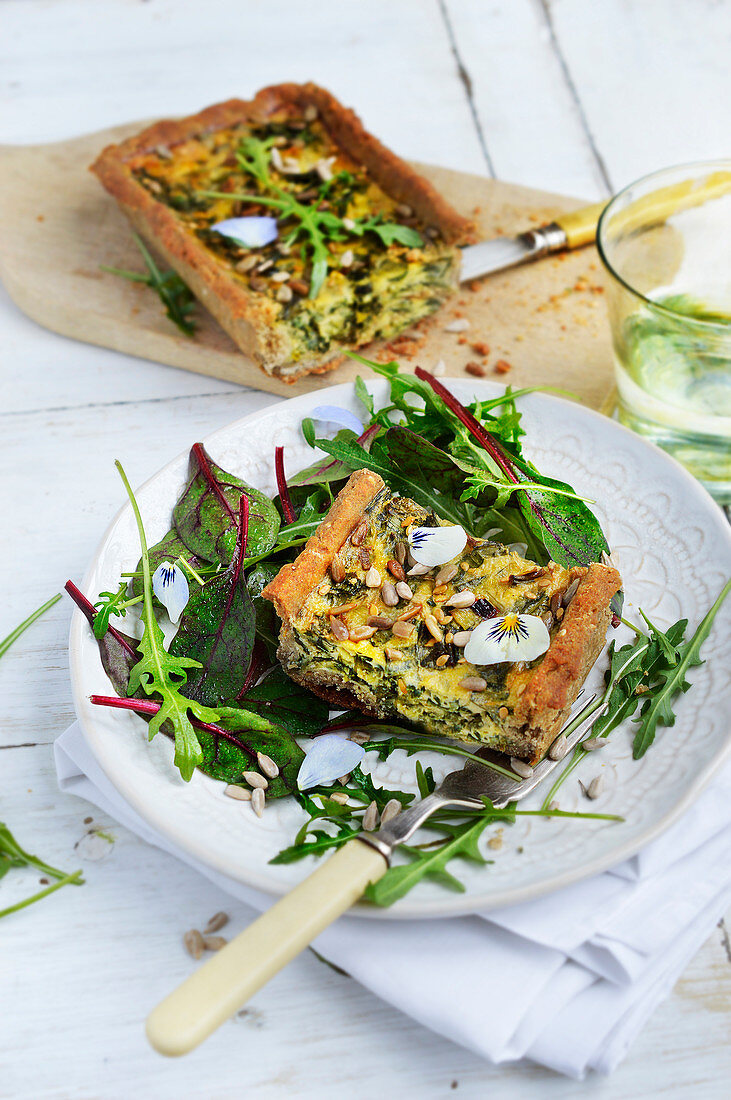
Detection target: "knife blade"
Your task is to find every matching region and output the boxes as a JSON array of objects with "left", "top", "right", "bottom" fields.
[{"left": 458, "top": 200, "right": 606, "bottom": 283}]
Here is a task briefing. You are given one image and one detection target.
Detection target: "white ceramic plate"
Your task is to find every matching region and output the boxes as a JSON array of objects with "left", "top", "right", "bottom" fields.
[{"left": 69, "top": 380, "right": 731, "bottom": 918}]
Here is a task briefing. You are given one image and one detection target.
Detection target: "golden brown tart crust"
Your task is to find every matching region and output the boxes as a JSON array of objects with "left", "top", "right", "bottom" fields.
[
  {"left": 263, "top": 472, "right": 621, "bottom": 763},
  {"left": 91, "top": 84, "right": 476, "bottom": 381}
]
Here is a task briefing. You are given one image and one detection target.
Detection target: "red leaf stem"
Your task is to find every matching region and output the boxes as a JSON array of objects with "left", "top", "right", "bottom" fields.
[
  {"left": 191, "top": 442, "right": 237, "bottom": 523},
  {"left": 90, "top": 694, "right": 257, "bottom": 760},
  {"left": 275, "top": 445, "right": 296, "bottom": 524},
  {"left": 64, "top": 580, "right": 137, "bottom": 659}
]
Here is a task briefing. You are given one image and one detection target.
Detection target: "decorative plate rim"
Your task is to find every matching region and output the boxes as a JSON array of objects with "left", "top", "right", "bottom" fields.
[{"left": 68, "top": 379, "right": 731, "bottom": 919}]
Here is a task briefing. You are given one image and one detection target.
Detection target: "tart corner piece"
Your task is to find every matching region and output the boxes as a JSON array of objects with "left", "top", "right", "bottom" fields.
[
  {"left": 91, "top": 83, "right": 476, "bottom": 382},
  {"left": 262, "top": 472, "right": 622, "bottom": 764}
]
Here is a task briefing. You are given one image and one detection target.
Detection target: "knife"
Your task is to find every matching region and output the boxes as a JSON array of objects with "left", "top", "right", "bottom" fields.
[
  {"left": 459, "top": 169, "right": 731, "bottom": 283},
  {"left": 459, "top": 200, "right": 606, "bottom": 282}
]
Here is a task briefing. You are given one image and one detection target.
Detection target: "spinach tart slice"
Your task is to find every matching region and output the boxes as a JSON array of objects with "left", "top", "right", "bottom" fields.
[
  {"left": 91, "top": 83, "right": 475, "bottom": 382},
  {"left": 263, "top": 471, "right": 622, "bottom": 764}
]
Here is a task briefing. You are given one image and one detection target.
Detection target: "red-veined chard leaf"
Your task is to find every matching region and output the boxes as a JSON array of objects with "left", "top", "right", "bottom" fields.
[
  {"left": 169, "top": 496, "right": 256, "bottom": 707},
  {"left": 173, "top": 443, "right": 280, "bottom": 564},
  {"left": 65, "top": 580, "right": 140, "bottom": 696},
  {"left": 236, "top": 666, "right": 329, "bottom": 739}
]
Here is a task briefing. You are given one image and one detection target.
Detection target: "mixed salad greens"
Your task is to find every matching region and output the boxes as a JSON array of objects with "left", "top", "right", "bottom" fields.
[{"left": 57, "top": 359, "right": 728, "bottom": 906}]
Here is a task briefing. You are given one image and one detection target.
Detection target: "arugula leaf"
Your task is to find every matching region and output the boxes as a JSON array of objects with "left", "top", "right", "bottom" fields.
[
  {"left": 169, "top": 496, "right": 255, "bottom": 707},
  {"left": 0, "top": 819, "right": 83, "bottom": 921},
  {"left": 117, "top": 461, "right": 223, "bottom": 782},
  {"left": 346, "top": 765, "right": 415, "bottom": 811},
  {"left": 365, "top": 815, "right": 494, "bottom": 906},
  {"left": 173, "top": 443, "right": 280, "bottom": 564},
  {"left": 633, "top": 578, "right": 730, "bottom": 758},
  {"left": 93, "top": 580, "right": 139, "bottom": 640},
  {"left": 101, "top": 234, "right": 196, "bottom": 336}
]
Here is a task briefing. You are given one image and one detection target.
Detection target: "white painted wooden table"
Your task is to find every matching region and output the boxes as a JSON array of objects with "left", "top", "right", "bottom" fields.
[{"left": 1, "top": 2, "right": 729, "bottom": 1096}]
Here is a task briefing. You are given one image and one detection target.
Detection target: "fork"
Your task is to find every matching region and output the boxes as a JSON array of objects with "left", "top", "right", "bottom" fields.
[{"left": 146, "top": 700, "right": 597, "bottom": 1056}]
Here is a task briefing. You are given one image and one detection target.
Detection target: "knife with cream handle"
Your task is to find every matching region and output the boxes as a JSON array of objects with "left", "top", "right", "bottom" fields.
[{"left": 458, "top": 170, "right": 731, "bottom": 282}]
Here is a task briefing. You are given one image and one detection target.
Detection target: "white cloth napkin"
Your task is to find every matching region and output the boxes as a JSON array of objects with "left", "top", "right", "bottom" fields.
[{"left": 55, "top": 721, "right": 731, "bottom": 1078}]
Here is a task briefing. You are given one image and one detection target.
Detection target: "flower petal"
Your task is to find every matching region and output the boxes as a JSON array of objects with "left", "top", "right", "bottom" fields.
[
  {"left": 152, "top": 561, "right": 190, "bottom": 624},
  {"left": 211, "top": 216, "right": 279, "bottom": 248},
  {"left": 297, "top": 734, "right": 366, "bottom": 790},
  {"left": 464, "top": 613, "right": 550, "bottom": 665},
  {"left": 311, "top": 405, "right": 364, "bottom": 435},
  {"left": 408, "top": 524, "right": 467, "bottom": 567}
]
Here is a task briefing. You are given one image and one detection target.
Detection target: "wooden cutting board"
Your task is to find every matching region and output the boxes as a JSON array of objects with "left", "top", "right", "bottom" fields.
[{"left": 0, "top": 123, "right": 613, "bottom": 408}]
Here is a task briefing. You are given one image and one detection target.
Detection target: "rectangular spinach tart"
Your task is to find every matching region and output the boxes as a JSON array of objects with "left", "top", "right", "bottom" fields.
[
  {"left": 91, "top": 83, "right": 475, "bottom": 382},
  {"left": 263, "top": 470, "right": 622, "bottom": 764}
]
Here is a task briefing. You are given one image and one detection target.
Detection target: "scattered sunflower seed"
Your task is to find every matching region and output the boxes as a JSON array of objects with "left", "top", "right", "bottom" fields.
[
  {"left": 202, "top": 935, "right": 228, "bottom": 951},
  {"left": 381, "top": 582, "right": 399, "bottom": 607},
  {"left": 204, "top": 911, "right": 229, "bottom": 934},
  {"left": 365, "top": 566, "right": 382, "bottom": 588},
  {"left": 304, "top": 104, "right": 318, "bottom": 122},
  {"left": 337, "top": 773, "right": 351, "bottom": 785},
  {"left": 380, "top": 799, "right": 402, "bottom": 825},
  {"left": 548, "top": 734, "right": 568, "bottom": 761},
  {"left": 183, "top": 929, "right": 205, "bottom": 959},
  {"left": 270, "top": 270, "right": 291, "bottom": 282},
  {"left": 444, "top": 318, "right": 471, "bottom": 333},
  {"left": 510, "top": 757, "right": 534, "bottom": 780},
  {"left": 408, "top": 563, "right": 432, "bottom": 577},
  {"left": 330, "top": 615, "right": 349, "bottom": 641},
  {"left": 330, "top": 792, "right": 350, "bottom": 805},
  {"left": 435, "top": 562, "right": 459, "bottom": 586},
  {"left": 459, "top": 675, "right": 487, "bottom": 692},
  {"left": 587, "top": 775, "right": 604, "bottom": 800},
  {"left": 432, "top": 359, "right": 447, "bottom": 377},
  {"left": 452, "top": 630, "right": 472, "bottom": 647},
  {"left": 362, "top": 801, "right": 379, "bottom": 832},
  {"left": 224, "top": 785, "right": 251, "bottom": 801},
  {"left": 276, "top": 284, "right": 293, "bottom": 303},
  {"left": 251, "top": 787, "right": 266, "bottom": 817},
  {"left": 257, "top": 752, "right": 280, "bottom": 779},
  {"left": 391, "top": 619, "right": 413, "bottom": 639},
  {"left": 243, "top": 771, "right": 268, "bottom": 790},
  {"left": 340, "top": 248, "right": 354, "bottom": 268},
  {"left": 581, "top": 737, "right": 603, "bottom": 752},
  {"left": 395, "top": 580, "right": 413, "bottom": 601},
  {"left": 444, "top": 590, "right": 476, "bottom": 609}
]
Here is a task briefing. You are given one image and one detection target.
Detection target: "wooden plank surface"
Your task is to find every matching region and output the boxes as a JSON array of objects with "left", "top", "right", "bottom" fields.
[
  {"left": 1, "top": 1, "right": 729, "bottom": 1096},
  {"left": 0, "top": 128, "right": 613, "bottom": 407}
]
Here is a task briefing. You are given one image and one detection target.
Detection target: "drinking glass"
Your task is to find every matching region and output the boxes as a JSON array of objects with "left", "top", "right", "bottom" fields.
[{"left": 597, "top": 161, "right": 731, "bottom": 503}]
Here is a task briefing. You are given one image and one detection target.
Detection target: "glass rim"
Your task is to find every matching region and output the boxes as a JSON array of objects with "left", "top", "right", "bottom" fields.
[{"left": 596, "top": 158, "right": 731, "bottom": 331}]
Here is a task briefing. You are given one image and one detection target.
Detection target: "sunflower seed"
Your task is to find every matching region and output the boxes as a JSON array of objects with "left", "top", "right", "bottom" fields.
[
  {"left": 444, "top": 590, "right": 476, "bottom": 609},
  {"left": 183, "top": 929, "right": 205, "bottom": 959},
  {"left": 368, "top": 615, "right": 393, "bottom": 629},
  {"left": 548, "top": 734, "right": 568, "bottom": 761},
  {"left": 581, "top": 737, "right": 603, "bottom": 752},
  {"left": 304, "top": 104, "right": 319, "bottom": 122},
  {"left": 435, "top": 562, "right": 459, "bottom": 586},
  {"left": 452, "top": 630, "right": 472, "bottom": 647},
  {"left": 358, "top": 546, "right": 372, "bottom": 570},
  {"left": 340, "top": 249, "right": 354, "bottom": 268},
  {"left": 342, "top": 216, "right": 356, "bottom": 231},
  {"left": 316, "top": 157, "right": 335, "bottom": 181},
  {"left": 351, "top": 520, "right": 367, "bottom": 545},
  {"left": 224, "top": 785, "right": 251, "bottom": 801},
  {"left": 408, "top": 563, "right": 432, "bottom": 577},
  {"left": 202, "top": 935, "right": 228, "bottom": 951},
  {"left": 395, "top": 540, "right": 407, "bottom": 565},
  {"left": 251, "top": 787, "right": 266, "bottom": 817},
  {"left": 432, "top": 359, "right": 447, "bottom": 377},
  {"left": 586, "top": 775, "right": 604, "bottom": 800},
  {"left": 365, "top": 566, "right": 381, "bottom": 588},
  {"left": 459, "top": 676, "right": 487, "bottom": 692},
  {"left": 548, "top": 801, "right": 560, "bottom": 813},
  {"left": 444, "top": 318, "right": 470, "bottom": 333},
  {"left": 362, "top": 801, "right": 379, "bottom": 831},
  {"left": 330, "top": 792, "right": 350, "bottom": 805},
  {"left": 204, "top": 912, "right": 229, "bottom": 934},
  {"left": 276, "top": 284, "right": 293, "bottom": 303},
  {"left": 395, "top": 581, "right": 413, "bottom": 601},
  {"left": 330, "top": 616, "right": 349, "bottom": 641},
  {"left": 337, "top": 773, "right": 351, "bottom": 785},
  {"left": 396, "top": 203, "right": 413, "bottom": 217},
  {"left": 563, "top": 578, "right": 580, "bottom": 605},
  {"left": 349, "top": 625, "right": 377, "bottom": 641},
  {"left": 387, "top": 559, "right": 406, "bottom": 582},
  {"left": 424, "top": 613, "right": 443, "bottom": 642},
  {"left": 243, "top": 771, "right": 268, "bottom": 790},
  {"left": 330, "top": 553, "right": 346, "bottom": 583},
  {"left": 510, "top": 757, "right": 534, "bottom": 779},
  {"left": 391, "top": 619, "right": 413, "bottom": 638},
  {"left": 249, "top": 275, "right": 268, "bottom": 293},
  {"left": 381, "top": 582, "right": 399, "bottom": 607},
  {"left": 380, "top": 799, "right": 402, "bottom": 825},
  {"left": 257, "top": 752, "right": 279, "bottom": 779},
  {"left": 235, "top": 254, "right": 259, "bottom": 272},
  {"left": 271, "top": 270, "right": 291, "bottom": 282}
]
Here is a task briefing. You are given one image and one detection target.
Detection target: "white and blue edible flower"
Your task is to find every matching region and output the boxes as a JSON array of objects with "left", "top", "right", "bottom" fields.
[
  {"left": 408, "top": 524, "right": 467, "bottom": 567},
  {"left": 311, "top": 405, "right": 364, "bottom": 436},
  {"left": 464, "top": 612, "right": 550, "bottom": 666},
  {"left": 297, "top": 734, "right": 366, "bottom": 790},
  {"left": 211, "top": 216, "right": 279, "bottom": 249},
  {"left": 151, "top": 561, "right": 189, "bottom": 624}
]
